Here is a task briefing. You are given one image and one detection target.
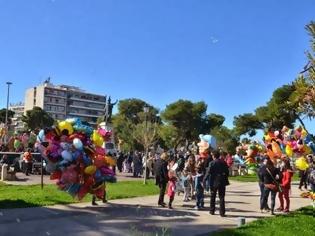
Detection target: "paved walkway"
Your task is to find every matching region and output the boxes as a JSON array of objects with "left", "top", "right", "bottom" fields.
[{"left": 0, "top": 181, "right": 311, "bottom": 236}]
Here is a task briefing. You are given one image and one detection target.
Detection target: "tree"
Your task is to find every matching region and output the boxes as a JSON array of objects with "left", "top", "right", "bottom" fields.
[
  {"left": 112, "top": 99, "right": 160, "bottom": 152},
  {"left": 161, "top": 99, "right": 225, "bottom": 148},
  {"left": 132, "top": 121, "right": 160, "bottom": 153},
  {"left": 290, "top": 22, "right": 315, "bottom": 121},
  {"left": 211, "top": 126, "right": 240, "bottom": 154},
  {"left": 22, "top": 107, "right": 54, "bottom": 130},
  {"left": 0, "top": 108, "right": 15, "bottom": 124},
  {"left": 233, "top": 113, "right": 263, "bottom": 136},
  {"left": 259, "top": 84, "right": 298, "bottom": 130}
]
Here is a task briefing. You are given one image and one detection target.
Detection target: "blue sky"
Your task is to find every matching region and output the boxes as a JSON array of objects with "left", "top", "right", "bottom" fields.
[{"left": 0, "top": 0, "right": 314, "bottom": 131}]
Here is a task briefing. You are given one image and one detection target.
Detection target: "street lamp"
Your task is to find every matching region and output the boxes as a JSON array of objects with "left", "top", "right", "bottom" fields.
[
  {"left": 143, "top": 105, "right": 149, "bottom": 184},
  {"left": 5, "top": 82, "right": 12, "bottom": 143}
]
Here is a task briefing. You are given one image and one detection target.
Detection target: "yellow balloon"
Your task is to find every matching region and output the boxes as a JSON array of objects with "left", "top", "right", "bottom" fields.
[
  {"left": 285, "top": 145, "right": 293, "bottom": 157},
  {"left": 301, "top": 129, "right": 307, "bottom": 139},
  {"left": 105, "top": 155, "right": 116, "bottom": 166},
  {"left": 303, "top": 145, "right": 312, "bottom": 155},
  {"left": 58, "top": 121, "right": 74, "bottom": 135},
  {"left": 84, "top": 165, "right": 97, "bottom": 175},
  {"left": 295, "top": 157, "right": 309, "bottom": 171},
  {"left": 92, "top": 130, "right": 104, "bottom": 147}
]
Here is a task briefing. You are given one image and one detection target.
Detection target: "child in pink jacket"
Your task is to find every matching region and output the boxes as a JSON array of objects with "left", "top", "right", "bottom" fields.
[{"left": 167, "top": 170, "right": 177, "bottom": 209}]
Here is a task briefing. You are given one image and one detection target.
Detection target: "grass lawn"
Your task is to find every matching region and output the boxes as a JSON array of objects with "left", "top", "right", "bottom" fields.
[
  {"left": 230, "top": 174, "right": 300, "bottom": 182},
  {"left": 211, "top": 207, "right": 315, "bottom": 236},
  {"left": 0, "top": 180, "right": 159, "bottom": 209}
]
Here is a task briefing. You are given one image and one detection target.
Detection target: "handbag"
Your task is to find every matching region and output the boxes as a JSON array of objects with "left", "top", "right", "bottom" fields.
[
  {"left": 265, "top": 168, "right": 283, "bottom": 193},
  {"left": 264, "top": 183, "right": 279, "bottom": 192}
]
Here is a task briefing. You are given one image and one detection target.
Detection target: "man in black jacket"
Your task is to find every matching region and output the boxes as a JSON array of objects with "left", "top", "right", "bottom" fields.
[
  {"left": 204, "top": 150, "right": 229, "bottom": 217},
  {"left": 155, "top": 152, "right": 169, "bottom": 207}
]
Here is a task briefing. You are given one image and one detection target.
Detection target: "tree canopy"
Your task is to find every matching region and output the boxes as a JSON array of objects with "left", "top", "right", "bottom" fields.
[
  {"left": 22, "top": 107, "right": 54, "bottom": 130},
  {"left": 0, "top": 109, "right": 15, "bottom": 124}
]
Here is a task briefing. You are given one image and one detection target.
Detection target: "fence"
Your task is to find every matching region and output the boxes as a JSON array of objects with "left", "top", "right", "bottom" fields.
[{"left": 0, "top": 152, "right": 45, "bottom": 189}]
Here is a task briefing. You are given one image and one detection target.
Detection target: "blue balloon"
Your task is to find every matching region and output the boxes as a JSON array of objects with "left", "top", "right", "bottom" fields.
[
  {"left": 308, "top": 142, "right": 315, "bottom": 154},
  {"left": 305, "top": 135, "right": 312, "bottom": 144},
  {"left": 72, "top": 150, "right": 82, "bottom": 161},
  {"left": 83, "top": 155, "right": 92, "bottom": 166},
  {"left": 95, "top": 170, "right": 102, "bottom": 179},
  {"left": 202, "top": 134, "right": 217, "bottom": 149},
  {"left": 38, "top": 129, "right": 45, "bottom": 142}
]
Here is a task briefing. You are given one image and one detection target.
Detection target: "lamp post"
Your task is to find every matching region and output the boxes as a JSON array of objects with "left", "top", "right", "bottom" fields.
[
  {"left": 5, "top": 82, "right": 12, "bottom": 143},
  {"left": 143, "top": 105, "right": 149, "bottom": 184}
]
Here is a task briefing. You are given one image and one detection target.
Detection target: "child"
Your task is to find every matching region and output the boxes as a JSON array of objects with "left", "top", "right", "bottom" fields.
[
  {"left": 167, "top": 170, "right": 177, "bottom": 209},
  {"left": 194, "top": 166, "right": 204, "bottom": 210},
  {"left": 181, "top": 170, "right": 191, "bottom": 202}
]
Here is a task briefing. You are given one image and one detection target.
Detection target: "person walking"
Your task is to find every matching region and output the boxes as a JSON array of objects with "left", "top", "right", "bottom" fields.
[
  {"left": 155, "top": 152, "right": 169, "bottom": 207},
  {"left": 204, "top": 150, "right": 229, "bottom": 217},
  {"left": 260, "top": 159, "right": 281, "bottom": 215},
  {"left": 277, "top": 159, "right": 293, "bottom": 213}
]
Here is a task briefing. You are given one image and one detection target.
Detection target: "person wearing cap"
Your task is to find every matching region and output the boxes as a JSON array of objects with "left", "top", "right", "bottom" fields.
[{"left": 155, "top": 152, "right": 169, "bottom": 207}]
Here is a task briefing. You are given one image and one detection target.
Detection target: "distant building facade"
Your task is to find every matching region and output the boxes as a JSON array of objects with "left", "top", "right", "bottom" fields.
[
  {"left": 9, "top": 102, "right": 25, "bottom": 132},
  {"left": 24, "top": 80, "right": 106, "bottom": 125}
]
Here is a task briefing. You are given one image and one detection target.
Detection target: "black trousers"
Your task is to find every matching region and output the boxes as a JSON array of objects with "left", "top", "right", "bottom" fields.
[
  {"left": 299, "top": 171, "right": 308, "bottom": 189},
  {"left": 158, "top": 182, "right": 167, "bottom": 204},
  {"left": 210, "top": 186, "right": 226, "bottom": 215}
]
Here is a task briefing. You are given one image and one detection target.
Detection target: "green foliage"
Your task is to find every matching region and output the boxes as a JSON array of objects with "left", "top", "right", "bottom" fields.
[
  {"left": 132, "top": 121, "right": 160, "bottom": 151},
  {"left": 22, "top": 106, "right": 54, "bottom": 130},
  {"left": 0, "top": 108, "right": 15, "bottom": 124},
  {"left": 112, "top": 99, "right": 160, "bottom": 152},
  {"left": 161, "top": 100, "right": 225, "bottom": 148},
  {"left": 211, "top": 126, "right": 239, "bottom": 154},
  {"left": 290, "top": 22, "right": 315, "bottom": 120},
  {"left": 233, "top": 113, "right": 263, "bottom": 137},
  {"left": 0, "top": 180, "right": 158, "bottom": 209}
]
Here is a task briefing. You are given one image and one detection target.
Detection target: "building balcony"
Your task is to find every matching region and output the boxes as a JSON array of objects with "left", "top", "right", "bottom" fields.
[
  {"left": 69, "top": 104, "right": 105, "bottom": 112},
  {"left": 68, "top": 112, "right": 102, "bottom": 118},
  {"left": 68, "top": 97, "right": 106, "bottom": 105}
]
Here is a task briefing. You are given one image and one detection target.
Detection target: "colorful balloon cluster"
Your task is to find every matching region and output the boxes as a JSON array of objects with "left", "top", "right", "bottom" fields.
[
  {"left": 236, "top": 141, "right": 263, "bottom": 175},
  {"left": 197, "top": 134, "right": 217, "bottom": 158},
  {"left": 264, "top": 126, "right": 315, "bottom": 168},
  {"left": 37, "top": 118, "right": 116, "bottom": 200}
]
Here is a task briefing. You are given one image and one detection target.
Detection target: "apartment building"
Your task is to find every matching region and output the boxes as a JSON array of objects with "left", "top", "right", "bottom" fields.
[
  {"left": 24, "top": 80, "right": 106, "bottom": 125},
  {"left": 9, "top": 102, "right": 25, "bottom": 131}
]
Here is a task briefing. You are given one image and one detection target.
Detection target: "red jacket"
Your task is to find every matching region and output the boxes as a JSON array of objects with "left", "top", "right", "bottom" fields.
[{"left": 281, "top": 170, "right": 293, "bottom": 189}]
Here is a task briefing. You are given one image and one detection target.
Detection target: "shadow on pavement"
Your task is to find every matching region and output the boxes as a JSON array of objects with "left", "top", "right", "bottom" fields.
[{"left": 0, "top": 200, "right": 40, "bottom": 209}]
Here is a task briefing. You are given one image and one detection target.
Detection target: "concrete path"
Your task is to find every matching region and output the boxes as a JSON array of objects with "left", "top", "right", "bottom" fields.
[{"left": 0, "top": 182, "right": 311, "bottom": 236}]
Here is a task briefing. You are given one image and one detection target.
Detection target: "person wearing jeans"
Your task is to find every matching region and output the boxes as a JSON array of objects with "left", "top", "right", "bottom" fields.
[{"left": 260, "top": 159, "right": 281, "bottom": 215}]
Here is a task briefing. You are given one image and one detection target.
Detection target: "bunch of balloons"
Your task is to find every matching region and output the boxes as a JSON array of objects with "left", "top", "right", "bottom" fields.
[
  {"left": 235, "top": 141, "right": 263, "bottom": 175},
  {"left": 37, "top": 118, "right": 116, "bottom": 200},
  {"left": 263, "top": 125, "right": 315, "bottom": 168},
  {"left": 197, "top": 134, "right": 217, "bottom": 158}
]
